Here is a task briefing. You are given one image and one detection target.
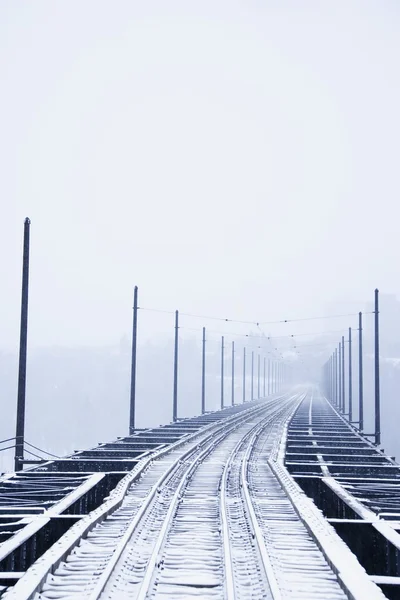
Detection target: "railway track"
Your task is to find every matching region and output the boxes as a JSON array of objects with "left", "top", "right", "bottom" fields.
[{"left": 4, "top": 391, "right": 377, "bottom": 599}]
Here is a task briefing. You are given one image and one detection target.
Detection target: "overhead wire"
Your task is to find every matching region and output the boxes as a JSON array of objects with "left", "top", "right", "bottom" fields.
[
  {"left": 138, "top": 305, "right": 370, "bottom": 369},
  {"left": 24, "top": 441, "right": 61, "bottom": 458},
  {"left": 0, "top": 444, "right": 16, "bottom": 453},
  {"left": 139, "top": 306, "right": 370, "bottom": 326},
  {"left": 0, "top": 436, "right": 16, "bottom": 445}
]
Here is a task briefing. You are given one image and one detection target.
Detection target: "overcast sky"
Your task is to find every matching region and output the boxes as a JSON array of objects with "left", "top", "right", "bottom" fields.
[{"left": 1, "top": 1, "right": 399, "bottom": 350}]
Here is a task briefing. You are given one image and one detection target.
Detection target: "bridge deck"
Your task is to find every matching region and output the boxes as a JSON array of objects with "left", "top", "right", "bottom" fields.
[
  {"left": 288, "top": 391, "right": 400, "bottom": 600},
  {"left": 0, "top": 400, "right": 268, "bottom": 595},
  {"left": 0, "top": 390, "right": 398, "bottom": 599}
]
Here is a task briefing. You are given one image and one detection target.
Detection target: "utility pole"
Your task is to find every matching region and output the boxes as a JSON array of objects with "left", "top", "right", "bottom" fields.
[
  {"left": 359, "top": 312, "right": 364, "bottom": 431},
  {"left": 334, "top": 349, "right": 338, "bottom": 407},
  {"left": 375, "top": 289, "right": 381, "bottom": 445},
  {"left": 272, "top": 361, "right": 275, "bottom": 394},
  {"left": 348, "top": 327, "right": 352, "bottom": 423},
  {"left": 257, "top": 354, "right": 260, "bottom": 399},
  {"left": 251, "top": 351, "right": 254, "bottom": 400},
  {"left": 129, "top": 286, "right": 138, "bottom": 434},
  {"left": 341, "top": 336, "right": 345, "bottom": 414},
  {"left": 231, "top": 341, "right": 235, "bottom": 406},
  {"left": 338, "top": 343, "right": 342, "bottom": 411},
  {"left": 242, "top": 347, "right": 246, "bottom": 403},
  {"left": 263, "top": 356, "right": 266, "bottom": 397},
  {"left": 173, "top": 310, "right": 179, "bottom": 422},
  {"left": 268, "top": 359, "right": 271, "bottom": 395},
  {"left": 221, "top": 336, "right": 224, "bottom": 409},
  {"left": 15, "top": 217, "right": 31, "bottom": 472},
  {"left": 201, "top": 327, "right": 206, "bottom": 414}
]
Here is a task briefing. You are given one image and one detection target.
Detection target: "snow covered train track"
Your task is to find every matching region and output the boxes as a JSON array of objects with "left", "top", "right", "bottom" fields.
[{"left": 3, "top": 391, "right": 384, "bottom": 600}]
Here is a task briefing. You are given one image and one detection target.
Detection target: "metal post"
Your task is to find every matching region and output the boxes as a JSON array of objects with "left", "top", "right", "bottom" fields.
[
  {"left": 251, "top": 351, "right": 254, "bottom": 400},
  {"left": 359, "top": 312, "right": 364, "bottom": 431},
  {"left": 221, "top": 336, "right": 224, "bottom": 409},
  {"left": 275, "top": 361, "right": 278, "bottom": 392},
  {"left": 277, "top": 361, "right": 279, "bottom": 392},
  {"left": 263, "top": 356, "right": 266, "bottom": 397},
  {"left": 277, "top": 361, "right": 280, "bottom": 392},
  {"left": 328, "top": 357, "right": 330, "bottom": 400},
  {"left": 272, "top": 361, "right": 275, "bottom": 394},
  {"left": 231, "top": 341, "right": 235, "bottom": 406},
  {"left": 338, "top": 343, "right": 342, "bottom": 411},
  {"left": 341, "top": 336, "right": 345, "bottom": 414},
  {"left": 334, "top": 349, "right": 338, "bottom": 407},
  {"left": 129, "top": 286, "right": 138, "bottom": 435},
  {"left": 326, "top": 358, "right": 329, "bottom": 400},
  {"left": 328, "top": 360, "right": 330, "bottom": 398},
  {"left": 243, "top": 347, "right": 246, "bottom": 403},
  {"left": 15, "top": 217, "right": 31, "bottom": 472},
  {"left": 173, "top": 310, "right": 179, "bottom": 422},
  {"left": 268, "top": 359, "right": 271, "bottom": 395},
  {"left": 375, "top": 289, "right": 381, "bottom": 445},
  {"left": 332, "top": 353, "right": 335, "bottom": 403},
  {"left": 329, "top": 357, "right": 332, "bottom": 401},
  {"left": 201, "top": 327, "right": 206, "bottom": 414},
  {"left": 348, "top": 327, "right": 352, "bottom": 423},
  {"left": 257, "top": 354, "right": 260, "bottom": 398}
]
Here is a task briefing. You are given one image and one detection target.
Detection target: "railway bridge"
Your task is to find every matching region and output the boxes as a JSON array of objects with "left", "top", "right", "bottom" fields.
[
  {"left": 1, "top": 388, "right": 400, "bottom": 599},
  {"left": 2, "top": 220, "right": 399, "bottom": 599}
]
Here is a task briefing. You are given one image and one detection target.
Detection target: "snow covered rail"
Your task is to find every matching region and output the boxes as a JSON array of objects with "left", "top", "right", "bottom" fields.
[
  {"left": 2, "top": 396, "right": 290, "bottom": 599},
  {"left": 0, "top": 399, "right": 270, "bottom": 597},
  {"left": 1, "top": 390, "right": 390, "bottom": 600},
  {"left": 32, "top": 396, "right": 294, "bottom": 600}
]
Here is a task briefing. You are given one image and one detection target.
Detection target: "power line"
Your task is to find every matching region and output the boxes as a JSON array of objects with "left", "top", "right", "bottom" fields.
[
  {"left": 139, "top": 307, "right": 255, "bottom": 324},
  {"left": 259, "top": 312, "right": 368, "bottom": 325},
  {"left": 179, "top": 327, "right": 283, "bottom": 358},
  {"left": 181, "top": 326, "right": 350, "bottom": 341},
  {"left": 0, "top": 436, "right": 16, "bottom": 445},
  {"left": 293, "top": 341, "right": 340, "bottom": 350},
  {"left": 0, "top": 444, "right": 16, "bottom": 453},
  {"left": 24, "top": 440, "right": 60, "bottom": 458},
  {"left": 139, "top": 306, "right": 368, "bottom": 327}
]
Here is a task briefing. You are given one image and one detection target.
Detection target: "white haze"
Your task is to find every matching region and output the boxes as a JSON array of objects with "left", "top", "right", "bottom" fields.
[{"left": 1, "top": 1, "right": 400, "bottom": 468}]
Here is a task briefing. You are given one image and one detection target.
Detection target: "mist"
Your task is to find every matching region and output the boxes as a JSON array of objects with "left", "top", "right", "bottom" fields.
[{"left": 1, "top": 2, "right": 400, "bottom": 470}]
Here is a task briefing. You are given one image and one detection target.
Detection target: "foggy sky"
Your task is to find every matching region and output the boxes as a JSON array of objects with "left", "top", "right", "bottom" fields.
[{"left": 2, "top": 1, "right": 400, "bottom": 352}]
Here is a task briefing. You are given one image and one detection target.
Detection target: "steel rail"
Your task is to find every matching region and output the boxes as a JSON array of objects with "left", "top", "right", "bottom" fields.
[
  {"left": 83, "top": 397, "right": 290, "bottom": 600},
  {"left": 7, "top": 398, "right": 282, "bottom": 600},
  {"left": 239, "top": 396, "right": 306, "bottom": 600},
  {"left": 220, "top": 391, "right": 305, "bottom": 600},
  {"left": 15, "top": 389, "right": 391, "bottom": 600},
  {"left": 134, "top": 418, "right": 246, "bottom": 600},
  {"left": 135, "top": 393, "right": 301, "bottom": 600}
]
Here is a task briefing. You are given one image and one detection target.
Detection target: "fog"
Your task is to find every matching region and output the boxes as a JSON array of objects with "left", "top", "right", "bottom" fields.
[{"left": 1, "top": 2, "right": 400, "bottom": 471}]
